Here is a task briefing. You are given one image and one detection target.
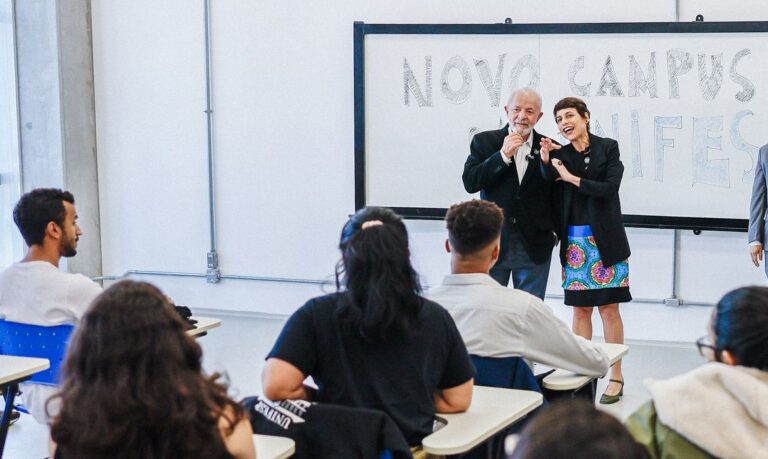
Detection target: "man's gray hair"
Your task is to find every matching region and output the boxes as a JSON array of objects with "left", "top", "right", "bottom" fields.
[{"left": 507, "top": 87, "right": 542, "bottom": 112}]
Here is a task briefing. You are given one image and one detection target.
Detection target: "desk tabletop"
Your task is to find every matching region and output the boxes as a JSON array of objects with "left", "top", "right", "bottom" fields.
[
  {"left": 422, "top": 386, "right": 542, "bottom": 455},
  {"left": 0, "top": 355, "right": 50, "bottom": 386},
  {"left": 542, "top": 343, "right": 629, "bottom": 391},
  {"left": 253, "top": 434, "right": 295, "bottom": 459},
  {"left": 187, "top": 316, "right": 221, "bottom": 336}
]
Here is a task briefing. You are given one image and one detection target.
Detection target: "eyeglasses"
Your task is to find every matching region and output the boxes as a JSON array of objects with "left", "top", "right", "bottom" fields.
[{"left": 695, "top": 336, "right": 720, "bottom": 360}]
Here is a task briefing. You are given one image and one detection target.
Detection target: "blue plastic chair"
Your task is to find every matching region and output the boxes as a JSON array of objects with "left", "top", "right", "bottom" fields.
[
  {"left": 0, "top": 320, "right": 74, "bottom": 386},
  {"left": 470, "top": 355, "right": 544, "bottom": 393},
  {"left": 467, "top": 355, "right": 548, "bottom": 459}
]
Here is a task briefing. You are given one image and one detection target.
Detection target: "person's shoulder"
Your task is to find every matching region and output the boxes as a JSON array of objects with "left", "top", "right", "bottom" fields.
[
  {"left": 589, "top": 133, "right": 618, "bottom": 149},
  {"left": 64, "top": 272, "right": 103, "bottom": 303},
  {"left": 420, "top": 296, "right": 455, "bottom": 321},
  {"left": 532, "top": 129, "right": 556, "bottom": 144},
  {"left": 760, "top": 143, "right": 768, "bottom": 158},
  {"left": 505, "top": 290, "right": 559, "bottom": 325},
  {"left": 296, "top": 292, "right": 342, "bottom": 317},
  {"left": 0, "top": 263, "right": 14, "bottom": 282},
  {"left": 506, "top": 288, "right": 550, "bottom": 314},
  {"left": 65, "top": 271, "right": 101, "bottom": 290},
  {"left": 472, "top": 126, "right": 507, "bottom": 143}
]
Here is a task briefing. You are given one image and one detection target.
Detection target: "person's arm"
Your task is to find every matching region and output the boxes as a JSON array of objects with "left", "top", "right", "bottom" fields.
[
  {"left": 521, "top": 298, "right": 610, "bottom": 377},
  {"left": 262, "top": 300, "right": 318, "bottom": 400},
  {"left": 67, "top": 275, "right": 104, "bottom": 320},
  {"left": 434, "top": 378, "right": 473, "bottom": 413},
  {"left": 576, "top": 139, "right": 624, "bottom": 198},
  {"left": 219, "top": 407, "right": 256, "bottom": 459},
  {"left": 539, "top": 137, "right": 562, "bottom": 181},
  {"left": 262, "top": 358, "right": 314, "bottom": 401},
  {"left": 462, "top": 134, "right": 510, "bottom": 193},
  {"left": 749, "top": 146, "right": 768, "bottom": 266},
  {"left": 433, "top": 305, "right": 476, "bottom": 413}
]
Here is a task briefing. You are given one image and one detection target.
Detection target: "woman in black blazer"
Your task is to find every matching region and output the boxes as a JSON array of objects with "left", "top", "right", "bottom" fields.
[{"left": 540, "top": 97, "right": 631, "bottom": 405}]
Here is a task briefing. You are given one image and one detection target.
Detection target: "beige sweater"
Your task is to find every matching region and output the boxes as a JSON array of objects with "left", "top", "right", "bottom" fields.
[{"left": 645, "top": 362, "right": 768, "bottom": 459}]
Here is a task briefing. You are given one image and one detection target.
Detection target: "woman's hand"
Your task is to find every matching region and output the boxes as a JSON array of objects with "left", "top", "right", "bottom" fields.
[
  {"left": 552, "top": 159, "right": 580, "bottom": 186},
  {"left": 539, "top": 138, "right": 561, "bottom": 165}
]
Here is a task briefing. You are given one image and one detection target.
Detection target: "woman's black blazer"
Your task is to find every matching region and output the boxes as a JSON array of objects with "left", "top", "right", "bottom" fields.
[{"left": 544, "top": 133, "right": 631, "bottom": 268}]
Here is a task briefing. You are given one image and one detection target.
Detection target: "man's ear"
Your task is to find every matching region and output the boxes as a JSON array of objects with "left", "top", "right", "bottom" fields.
[
  {"left": 487, "top": 243, "right": 500, "bottom": 271},
  {"left": 720, "top": 349, "right": 738, "bottom": 366},
  {"left": 445, "top": 239, "right": 452, "bottom": 254},
  {"left": 46, "top": 221, "right": 62, "bottom": 241},
  {"left": 535, "top": 112, "right": 543, "bottom": 123}
]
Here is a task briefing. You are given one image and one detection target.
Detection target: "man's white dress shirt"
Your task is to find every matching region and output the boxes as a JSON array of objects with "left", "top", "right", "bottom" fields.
[{"left": 428, "top": 273, "right": 610, "bottom": 377}]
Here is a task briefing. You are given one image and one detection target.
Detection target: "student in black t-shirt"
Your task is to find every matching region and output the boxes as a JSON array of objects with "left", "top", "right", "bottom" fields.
[{"left": 262, "top": 207, "right": 475, "bottom": 447}]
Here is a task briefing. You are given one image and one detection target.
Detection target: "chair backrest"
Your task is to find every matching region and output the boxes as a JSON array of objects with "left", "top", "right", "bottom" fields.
[
  {"left": 243, "top": 396, "right": 412, "bottom": 459},
  {"left": 467, "top": 356, "right": 548, "bottom": 458},
  {"left": 469, "top": 355, "right": 542, "bottom": 393},
  {"left": 0, "top": 320, "right": 74, "bottom": 385}
]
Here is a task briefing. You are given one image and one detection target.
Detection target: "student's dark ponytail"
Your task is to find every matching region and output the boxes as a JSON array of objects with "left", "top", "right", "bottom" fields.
[
  {"left": 714, "top": 286, "right": 768, "bottom": 371},
  {"left": 336, "top": 207, "right": 422, "bottom": 341}
]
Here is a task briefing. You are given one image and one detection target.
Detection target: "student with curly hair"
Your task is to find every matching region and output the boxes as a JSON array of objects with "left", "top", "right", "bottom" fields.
[{"left": 48, "top": 280, "right": 254, "bottom": 459}]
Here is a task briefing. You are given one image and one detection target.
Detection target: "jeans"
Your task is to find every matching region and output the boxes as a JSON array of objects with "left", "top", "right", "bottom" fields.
[{"left": 490, "top": 226, "right": 552, "bottom": 300}]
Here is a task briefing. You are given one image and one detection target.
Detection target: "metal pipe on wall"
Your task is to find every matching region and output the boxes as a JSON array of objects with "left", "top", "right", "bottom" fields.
[
  {"left": 95, "top": 0, "right": 712, "bottom": 308},
  {"left": 203, "top": 0, "right": 220, "bottom": 283},
  {"left": 93, "top": 270, "right": 328, "bottom": 285}
]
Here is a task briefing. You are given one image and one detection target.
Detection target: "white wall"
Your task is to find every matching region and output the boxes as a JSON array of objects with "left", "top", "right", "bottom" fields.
[
  {"left": 0, "top": 0, "right": 22, "bottom": 267},
  {"left": 91, "top": 1, "right": 767, "bottom": 343}
]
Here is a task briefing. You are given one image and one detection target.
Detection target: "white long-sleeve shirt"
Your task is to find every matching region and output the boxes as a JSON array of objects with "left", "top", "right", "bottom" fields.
[{"left": 428, "top": 273, "right": 610, "bottom": 377}]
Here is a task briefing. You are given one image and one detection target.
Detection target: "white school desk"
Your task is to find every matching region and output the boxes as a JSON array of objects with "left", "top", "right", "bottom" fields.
[
  {"left": 187, "top": 316, "right": 222, "bottom": 337},
  {"left": 253, "top": 434, "right": 295, "bottom": 459},
  {"left": 0, "top": 356, "right": 50, "bottom": 458},
  {"left": 422, "top": 385, "right": 543, "bottom": 456},
  {"left": 542, "top": 343, "right": 629, "bottom": 391}
]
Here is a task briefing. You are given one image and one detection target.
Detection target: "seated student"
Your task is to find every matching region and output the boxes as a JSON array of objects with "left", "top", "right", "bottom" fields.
[
  {"left": 0, "top": 188, "right": 102, "bottom": 423},
  {"left": 428, "top": 200, "right": 610, "bottom": 376},
  {"left": 508, "top": 400, "right": 648, "bottom": 459},
  {"left": 262, "top": 207, "right": 475, "bottom": 448},
  {"left": 626, "top": 286, "right": 768, "bottom": 459},
  {"left": 48, "top": 281, "right": 254, "bottom": 459}
]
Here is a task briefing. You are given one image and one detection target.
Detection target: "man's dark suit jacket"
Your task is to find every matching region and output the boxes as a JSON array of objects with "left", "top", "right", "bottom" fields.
[
  {"left": 462, "top": 126, "right": 557, "bottom": 265},
  {"left": 545, "top": 133, "right": 631, "bottom": 268}
]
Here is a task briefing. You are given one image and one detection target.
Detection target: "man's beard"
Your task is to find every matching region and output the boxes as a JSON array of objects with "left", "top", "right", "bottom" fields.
[
  {"left": 61, "top": 238, "right": 78, "bottom": 257},
  {"left": 513, "top": 122, "right": 532, "bottom": 137}
]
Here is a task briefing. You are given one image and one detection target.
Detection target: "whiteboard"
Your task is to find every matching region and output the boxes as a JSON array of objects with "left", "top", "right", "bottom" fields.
[{"left": 354, "top": 22, "right": 768, "bottom": 230}]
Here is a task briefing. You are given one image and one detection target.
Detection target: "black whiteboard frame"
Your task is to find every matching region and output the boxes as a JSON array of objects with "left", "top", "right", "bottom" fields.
[{"left": 353, "top": 21, "right": 768, "bottom": 232}]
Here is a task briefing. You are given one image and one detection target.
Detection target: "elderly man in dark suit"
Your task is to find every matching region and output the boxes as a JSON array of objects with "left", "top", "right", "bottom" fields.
[
  {"left": 748, "top": 144, "right": 768, "bottom": 277},
  {"left": 462, "top": 88, "right": 557, "bottom": 299}
]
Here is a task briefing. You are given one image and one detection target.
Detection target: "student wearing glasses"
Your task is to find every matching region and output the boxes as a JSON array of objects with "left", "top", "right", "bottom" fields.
[{"left": 626, "top": 286, "right": 768, "bottom": 459}]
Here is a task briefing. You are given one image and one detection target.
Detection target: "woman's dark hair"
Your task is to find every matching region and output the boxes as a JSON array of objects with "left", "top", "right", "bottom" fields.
[
  {"left": 553, "top": 96, "right": 591, "bottom": 132},
  {"left": 713, "top": 286, "right": 768, "bottom": 370},
  {"left": 336, "top": 207, "right": 422, "bottom": 341},
  {"left": 13, "top": 188, "right": 74, "bottom": 246},
  {"left": 509, "top": 400, "right": 648, "bottom": 459},
  {"left": 49, "top": 280, "right": 244, "bottom": 459}
]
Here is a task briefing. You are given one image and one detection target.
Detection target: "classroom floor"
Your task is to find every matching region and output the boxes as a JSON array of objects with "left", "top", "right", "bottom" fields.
[{"left": 4, "top": 313, "right": 703, "bottom": 459}]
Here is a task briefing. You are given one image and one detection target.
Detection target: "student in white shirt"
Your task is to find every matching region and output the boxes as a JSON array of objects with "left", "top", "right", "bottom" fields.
[
  {"left": 428, "top": 199, "right": 610, "bottom": 377},
  {"left": 0, "top": 188, "right": 102, "bottom": 423}
]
